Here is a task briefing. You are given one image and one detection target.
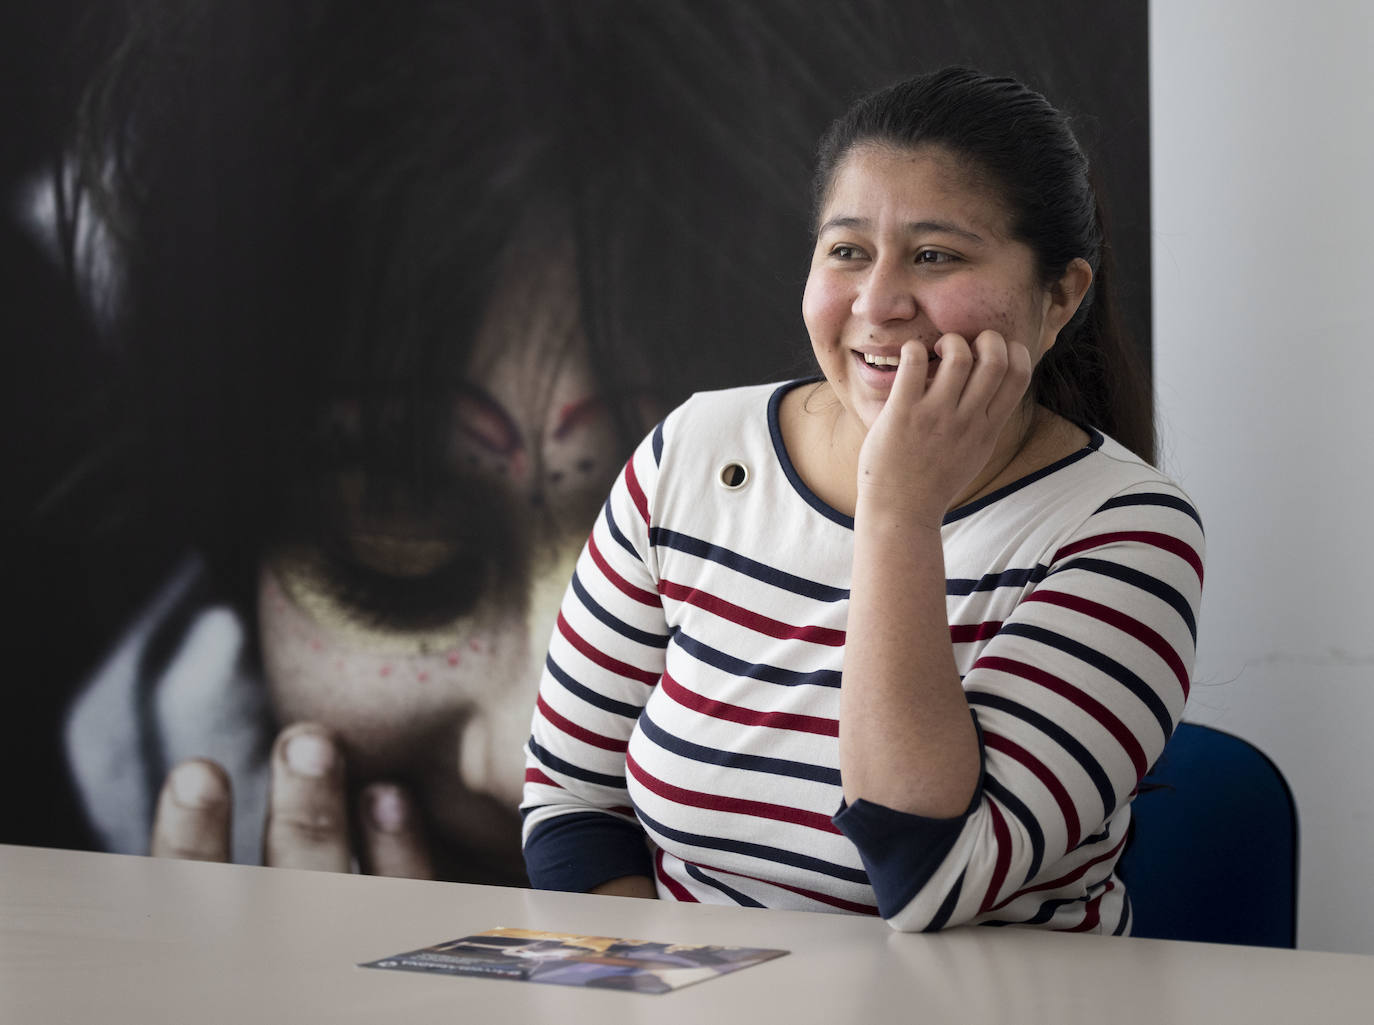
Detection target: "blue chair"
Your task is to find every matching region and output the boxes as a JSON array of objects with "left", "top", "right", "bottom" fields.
[{"left": 1116, "top": 722, "right": 1298, "bottom": 948}]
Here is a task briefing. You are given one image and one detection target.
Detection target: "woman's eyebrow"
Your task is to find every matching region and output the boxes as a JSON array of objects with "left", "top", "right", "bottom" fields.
[
  {"left": 906, "top": 219, "right": 986, "bottom": 243},
  {"left": 817, "top": 215, "right": 985, "bottom": 243}
]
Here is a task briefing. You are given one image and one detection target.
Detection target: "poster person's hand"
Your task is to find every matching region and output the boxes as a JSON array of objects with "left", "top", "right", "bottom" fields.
[{"left": 149, "top": 722, "right": 435, "bottom": 878}]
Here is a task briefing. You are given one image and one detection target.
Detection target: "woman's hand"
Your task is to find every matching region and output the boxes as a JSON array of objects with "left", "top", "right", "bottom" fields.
[
  {"left": 840, "top": 329, "right": 1030, "bottom": 816},
  {"left": 856, "top": 330, "right": 1033, "bottom": 525}
]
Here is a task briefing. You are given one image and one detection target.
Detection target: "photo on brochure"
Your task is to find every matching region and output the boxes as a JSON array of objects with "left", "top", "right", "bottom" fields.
[{"left": 360, "top": 926, "right": 789, "bottom": 994}]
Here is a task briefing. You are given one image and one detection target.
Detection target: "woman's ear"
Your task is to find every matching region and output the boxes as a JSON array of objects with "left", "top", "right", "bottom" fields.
[{"left": 1039, "top": 257, "right": 1094, "bottom": 355}]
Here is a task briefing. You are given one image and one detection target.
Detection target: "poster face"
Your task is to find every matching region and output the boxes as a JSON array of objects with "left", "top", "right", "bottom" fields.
[
  {"left": 4, "top": 1, "right": 1148, "bottom": 878},
  {"left": 361, "top": 927, "right": 788, "bottom": 994}
]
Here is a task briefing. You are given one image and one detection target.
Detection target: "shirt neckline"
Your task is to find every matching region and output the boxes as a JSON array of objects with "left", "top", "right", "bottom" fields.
[{"left": 765, "top": 378, "right": 1103, "bottom": 530}]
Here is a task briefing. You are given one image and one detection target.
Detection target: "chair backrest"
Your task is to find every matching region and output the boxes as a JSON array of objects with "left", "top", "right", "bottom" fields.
[{"left": 1116, "top": 722, "right": 1298, "bottom": 948}]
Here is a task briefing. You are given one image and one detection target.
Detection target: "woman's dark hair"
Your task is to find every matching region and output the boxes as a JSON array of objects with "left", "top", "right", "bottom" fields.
[{"left": 812, "top": 66, "right": 1155, "bottom": 462}]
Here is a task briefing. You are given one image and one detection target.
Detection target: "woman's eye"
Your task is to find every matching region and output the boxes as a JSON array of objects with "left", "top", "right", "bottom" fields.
[
  {"left": 829, "top": 244, "right": 861, "bottom": 260},
  {"left": 915, "top": 249, "right": 958, "bottom": 265}
]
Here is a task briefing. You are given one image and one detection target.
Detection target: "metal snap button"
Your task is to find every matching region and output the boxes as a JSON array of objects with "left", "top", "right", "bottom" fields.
[{"left": 717, "top": 461, "right": 749, "bottom": 490}]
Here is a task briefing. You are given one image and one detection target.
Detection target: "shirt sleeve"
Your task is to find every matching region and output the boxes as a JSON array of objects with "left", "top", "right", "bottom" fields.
[
  {"left": 834, "top": 481, "right": 1206, "bottom": 931},
  {"left": 520, "top": 423, "right": 669, "bottom": 892}
]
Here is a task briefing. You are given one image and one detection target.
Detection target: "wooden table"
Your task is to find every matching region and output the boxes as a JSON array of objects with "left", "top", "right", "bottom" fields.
[{"left": 2, "top": 844, "right": 1370, "bottom": 1024}]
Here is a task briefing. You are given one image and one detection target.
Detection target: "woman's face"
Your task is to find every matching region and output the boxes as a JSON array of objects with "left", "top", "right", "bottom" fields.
[{"left": 801, "top": 143, "right": 1062, "bottom": 436}]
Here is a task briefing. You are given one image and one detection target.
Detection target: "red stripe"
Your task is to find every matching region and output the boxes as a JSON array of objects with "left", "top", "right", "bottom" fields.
[
  {"left": 537, "top": 694, "right": 628, "bottom": 752},
  {"left": 984, "top": 732, "right": 1081, "bottom": 850},
  {"left": 993, "top": 831, "right": 1129, "bottom": 910},
  {"left": 661, "top": 670, "right": 838, "bottom": 737},
  {"left": 655, "top": 848, "right": 697, "bottom": 902},
  {"left": 1023, "top": 590, "right": 1191, "bottom": 698},
  {"left": 694, "top": 859, "right": 879, "bottom": 915},
  {"left": 974, "top": 655, "right": 1149, "bottom": 780},
  {"left": 979, "top": 799, "right": 1013, "bottom": 913},
  {"left": 627, "top": 750, "right": 840, "bottom": 833},
  {"left": 557, "top": 611, "right": 660, "bottom": 687},
  {"left": 950, "top": 620, "right": 1003, "bottom": 643},
  {"left": 588, "top": 532, "right": 659, "bottom": 607},
  {"left": 1053, "top": 531, "right": 1203, "bottom": 587},
  {"left": 1063, "top": 880, "right": 1112, "bottom": 933},
  {"left": 624, "top": 458, "right": 650, "bottom": 526},
  {"left": 523, "top": 768, "right": 561, "bottom": 789},
  {"left": 658, "top": 579, "right": 845, "bottom": 646}
]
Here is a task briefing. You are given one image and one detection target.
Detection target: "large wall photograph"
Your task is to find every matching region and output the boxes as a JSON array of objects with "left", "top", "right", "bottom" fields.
[{"left": 3, "top": 0, "right": 1150, "bottom": 887}]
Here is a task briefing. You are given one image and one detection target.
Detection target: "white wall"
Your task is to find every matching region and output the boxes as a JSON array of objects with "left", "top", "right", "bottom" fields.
[{"left": 1151, "top": 0, "right": 1374, "bottom": 954}]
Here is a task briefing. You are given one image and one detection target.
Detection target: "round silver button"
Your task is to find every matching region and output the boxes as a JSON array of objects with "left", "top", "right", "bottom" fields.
[{"left": 717, "top": 461, "right": 749, "bottom": 490}]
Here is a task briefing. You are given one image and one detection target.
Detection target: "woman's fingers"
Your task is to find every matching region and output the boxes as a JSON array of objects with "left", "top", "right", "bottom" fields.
[
  {"left": 928, "top": 330, "right": 1031, "bottom": 424},
  {"left": 985, "top": 335, "right": 1033, "bottom": 424},
  {"left": 926, "top": 333, "right": 974, "bottom": 405},
  {"left": 887, "top": 339, "right": 932, "bottom": 409}
]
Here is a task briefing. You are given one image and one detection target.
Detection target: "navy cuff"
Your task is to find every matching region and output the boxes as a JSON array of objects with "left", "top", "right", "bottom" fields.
[
  {"left": 833, "top": 718, "right": 986, "bottom": 920},
  {"left": 523, "top": 812, "right": 653, "bottom": 892}
]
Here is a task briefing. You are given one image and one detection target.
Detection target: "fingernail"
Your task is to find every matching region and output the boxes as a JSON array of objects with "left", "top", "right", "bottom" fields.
[
  {"left": 284, "top": 732, "right": 335, "bottom": 777},
  {"left": 366, "top": 785, "right": 407, "bottom": 833},
  {"left": 170, "top": 761, "right": 227, "bottom": 808}
]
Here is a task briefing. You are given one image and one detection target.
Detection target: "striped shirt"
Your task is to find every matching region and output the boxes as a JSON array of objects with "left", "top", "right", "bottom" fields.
[{"left": 521, "top": 381, "right": 1204, "bottom": 934}]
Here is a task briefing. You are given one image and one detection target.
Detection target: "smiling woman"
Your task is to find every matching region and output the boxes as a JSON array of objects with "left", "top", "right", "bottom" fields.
[
  {"left": 792, "top": 142, "right": 1094, "bottom": 520},
  {"left": 521, "top": 68, "right": 1202, "bottom": 936}
]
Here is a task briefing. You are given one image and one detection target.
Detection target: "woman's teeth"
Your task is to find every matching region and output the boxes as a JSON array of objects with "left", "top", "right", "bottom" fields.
[{"left": 863, "top": 353, "right": 901, "bottom": 367}]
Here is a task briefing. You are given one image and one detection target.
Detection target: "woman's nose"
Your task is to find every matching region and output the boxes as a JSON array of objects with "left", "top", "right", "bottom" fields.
[{"left": 852, "top": 261, "right": 917, "bottom": 323}]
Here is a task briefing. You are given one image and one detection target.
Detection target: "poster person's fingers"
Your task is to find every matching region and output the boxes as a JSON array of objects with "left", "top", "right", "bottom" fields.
[
  {"left": 150, "top": 758, "right": 233, "bottom": 862},
  {"left": 263, "top": 723, "right": 352, "bottom": 872},
  {"left": 358, "top": 783, "right": 436, "bottom": 879}
]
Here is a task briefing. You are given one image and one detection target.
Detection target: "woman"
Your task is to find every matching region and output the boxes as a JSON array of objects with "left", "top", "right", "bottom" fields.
[{"left": 520, "top": 68, "right": 1203, "bottom": 934}]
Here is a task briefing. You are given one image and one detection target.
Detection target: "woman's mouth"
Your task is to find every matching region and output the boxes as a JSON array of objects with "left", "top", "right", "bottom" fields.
[
  {"left": 862, "top": 352, "right": 901, "bottom": 371},
  {"left": 853, "top": 349, "right": 940, "bottom": 382}
]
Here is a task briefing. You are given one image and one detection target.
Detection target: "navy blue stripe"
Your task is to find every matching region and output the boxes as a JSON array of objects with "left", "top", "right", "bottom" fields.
[
  {"left": 637, "top": 708, "right": 842, "bottom": 786},
  {"left": 602, "top": 498, "right": 641, "bottom": 561},
  {"left": 651, "top": 420, "right": 665, "bottom": 464},
  {"left": 984, "top": 776, "right": 1045, "bottom": 883},
  {"left": 946, "top": 565, "right": 1049, "bottom": 597},
  {"left": 1050, "top": 556, "right": 1197, "bottom": 642},
  {"left": 684, "top": 864, "right": 766, "bottom": 907},
  {"left": 1011, "top": 895, "right": 1076, "bottom": 926},
  {"left": 570, "top": 571, "right": 668, "bottom": 649},
  {"left": 944, "top": 430, "right": 1103, "bottom": 525},
  {"left": 924, "top": 869, "right": 966, "bottom": 932},
  {"left": 674, "top": 631, "right": 842, "bottom": 689},
  {"left": 544, "top": 654, "right": 644, "bottom": 720},
  {"left": 991, "top": 871, "right": 1115, "bottom": 928},
  {"left": 967, "top": 692, "right": 1116, "bottom": 820},
  {"left": 649, "top": 527, "right": 849, "bottom": 603},
  {"left": 1096, "top": 492, "right": 1203, "bottom": 532},
  {"left": 636, "top": 803, "right": 868, "bottom": 885},
  {"left": 1113, "top": 892, "right": 1132, "bottom": 936},
  {"left": 995, "top": 622, "right": 1175, "bottom": 743},
  {"left": 527, "top": 738, "right": 627, "bottom": 790}
]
